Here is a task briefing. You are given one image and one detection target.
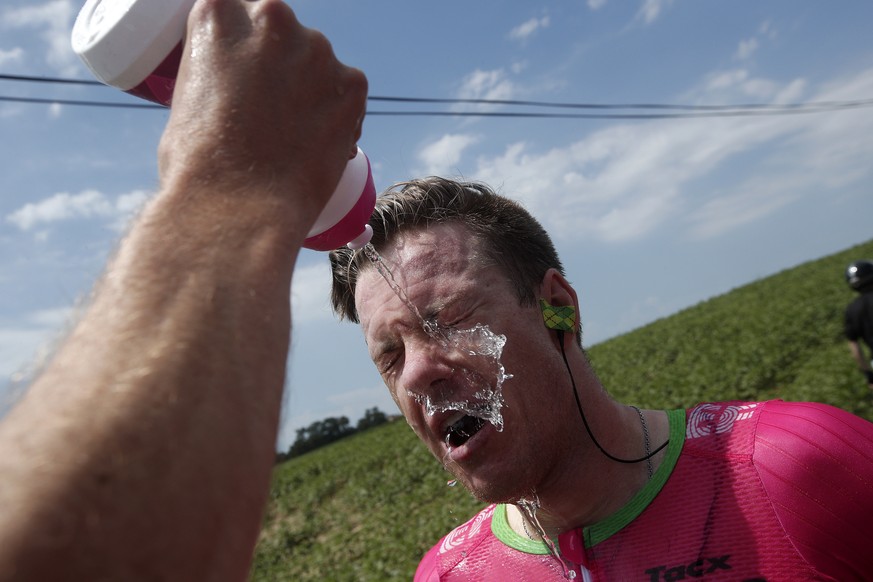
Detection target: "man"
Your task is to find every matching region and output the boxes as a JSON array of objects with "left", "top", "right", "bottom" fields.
[
  {"left": 0, "top": 1, "right": 366, "bottom": 580},
  {"left": 329, "top": 178, "right": 873, "bottom": 581},
  {"left": 845, "top": 259, "right": 873, "bottom": 390}
]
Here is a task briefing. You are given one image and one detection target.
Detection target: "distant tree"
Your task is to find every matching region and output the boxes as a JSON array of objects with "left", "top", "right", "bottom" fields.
[
  {"left": 275, "top": 409, "right": 392, "bottom": 462},
  {"left": 286, "top": 415, "right": 356, "bottom": 459},
  {"left": 356, "top": 407, "right": 388, "bottom": 431}
]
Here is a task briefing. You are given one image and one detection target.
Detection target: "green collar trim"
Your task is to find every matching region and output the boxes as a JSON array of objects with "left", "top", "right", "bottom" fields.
[
  {"left": 583, "top": 408, "right": 685, "bottom": 546},
  {"left": 492, "top": 503, "right": 555, "bottom": 554},
  {"left": 491, "top": 408, "right": 686, "bottom": 553}
]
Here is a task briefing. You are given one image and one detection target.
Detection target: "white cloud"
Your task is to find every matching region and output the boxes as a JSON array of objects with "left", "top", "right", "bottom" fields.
[
  {"left": 472, "top": 131, "right": 691, "bottom": 243},
  {"left": 706, "top": 68, "right": 750, "bottom": 91},
  {"left": 588, "top": 0, "right": 608, "bottom": 10},
  {"left": 702, "top": 68, "right": 800, "bottom": 101},
  {"left": 759, "top": 20, "right": 777, "bottom": 40},
  {"left": 6, "top": 189, "right": 150, "bottom": 232},
  {"left": 2, "top": 0, "right": 78, "bottom": 75},
  {"left": 451, "top": 68, "right": 517, "bottom": 122},
  {"left": 635, "top": 0, "right": 674, "bottom": 25},
  {"left": 0, "top": 47, "right": 24, "bottom": 67},
  {"left": 290, "top": 261, "right": 334, "bottom": 325},
  {"left": 111, "top": 190, "right": 150, "bottom": 231},
  {"left": 457, "top": 68, "right": 516, "bottom": 103},
  {"left": 510, "top": 60, "right": 528, "bottom": 75},
  {"left": 509, "top": 16, "right": 550, "bottom": 42},
  {"left": 687, "top": 187, "right": 795, "bottom": 239},
  {"left": 418, "top": 133, "right": 480, "bottom": 176},
  {"left": 469, "top": 67, "right": 873, "bottom": 244},
  {"left": 735, "top": 38, "right": 759, "bottom": 61},
  {"left": 7, "top": 190, "right": 112, "bottom": 230}
]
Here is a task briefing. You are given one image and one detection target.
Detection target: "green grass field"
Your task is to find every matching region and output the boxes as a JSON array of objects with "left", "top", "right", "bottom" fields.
[{"left": 252, "top": 238, "right": 873, "bottom": 581}]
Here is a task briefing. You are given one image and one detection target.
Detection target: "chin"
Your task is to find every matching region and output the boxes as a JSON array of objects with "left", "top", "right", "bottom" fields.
[{"left": 455, "top": 474, "right": 532, "bottom": 505}]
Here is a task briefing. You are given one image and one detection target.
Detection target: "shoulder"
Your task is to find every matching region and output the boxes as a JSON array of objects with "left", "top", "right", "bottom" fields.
[
  {"left": 751, "top": 400, "right": 873, "bottom": 496},
  {"left": 683, "top": 400, "right": 873, "bottom": 482},
  {"left": 751, "top": 400, "right": 873, "bottom": 579},
  {"left": 414, "top": 505, "right": 497, "bottom": 582},
  {"left": 685, "top": 399, "right": 873, "bottom": 447},
  {"left": 753, "top": 399, "right": 873, "bottom": 458},
  {"left": 846, "top": 293, "right": 873, "bottom": 318}
]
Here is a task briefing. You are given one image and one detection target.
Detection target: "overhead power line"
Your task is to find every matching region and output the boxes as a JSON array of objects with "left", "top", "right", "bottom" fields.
[
  {"left": 0, "top": 73, "right": 103, "bottom": 86},
  {"left": 0, "top": 95, "right": 163, "bottom": 109},
  {"left": 3, "top": 94, "right": 872, "bottom": 120},
  {"left": 366, "top": 95, "right": 873, "bottom": 113},
  {"left": 2, "top": 72, "right": 873, "bottom": 119}
]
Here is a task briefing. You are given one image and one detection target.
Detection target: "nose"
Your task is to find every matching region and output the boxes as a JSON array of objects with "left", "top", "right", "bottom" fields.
[{"left": 398, "top": 335, "right": 455, "bottom": 401}]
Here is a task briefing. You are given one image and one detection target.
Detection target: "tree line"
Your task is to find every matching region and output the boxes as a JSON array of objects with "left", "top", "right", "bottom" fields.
[{"left": 275, "top": 407, "right": 390, "bottom": 463}]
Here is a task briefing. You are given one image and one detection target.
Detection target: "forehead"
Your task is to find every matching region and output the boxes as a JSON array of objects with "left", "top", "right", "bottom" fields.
[{"left": 354, "top": 223, "right": 487, "bottom": 317}]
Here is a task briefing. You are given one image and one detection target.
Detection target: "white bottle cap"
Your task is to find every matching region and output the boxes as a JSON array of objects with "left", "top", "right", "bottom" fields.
[
  {"left": 72, "top": 0, "right": 196, "bottom": 90},
  {"left": 346, "top": 224, "right": 374, "bottom": 250}
]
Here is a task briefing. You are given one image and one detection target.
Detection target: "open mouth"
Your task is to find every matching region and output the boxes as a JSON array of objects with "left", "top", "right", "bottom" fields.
[{"left": 444, "top": 415, "right": 488, "bottom": 448}]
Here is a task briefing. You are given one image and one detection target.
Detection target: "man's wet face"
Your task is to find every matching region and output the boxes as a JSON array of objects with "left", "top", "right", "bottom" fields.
[{"left": 354, "top": 223, "right": 565, "bottom": 502}]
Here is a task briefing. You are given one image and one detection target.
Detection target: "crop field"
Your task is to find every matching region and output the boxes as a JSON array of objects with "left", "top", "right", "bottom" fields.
[{"left": 252, "top": 238, "right": 873, "bottom": 581}]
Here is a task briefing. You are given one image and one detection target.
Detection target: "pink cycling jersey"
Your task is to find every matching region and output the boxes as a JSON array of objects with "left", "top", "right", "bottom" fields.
[{"left": 415, "top": 400, "right": 873, "bottom": 581}]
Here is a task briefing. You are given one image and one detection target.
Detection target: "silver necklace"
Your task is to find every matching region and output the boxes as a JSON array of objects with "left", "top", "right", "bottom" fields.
[
  {"left": 630, "top": 405, "right": 653, "bottom": 479},
  {"left": 521, "top": 515, "right": 535, "bottom": 539},
  {"left": 519, "top": 407, "right": 654, "bottom": 540}
]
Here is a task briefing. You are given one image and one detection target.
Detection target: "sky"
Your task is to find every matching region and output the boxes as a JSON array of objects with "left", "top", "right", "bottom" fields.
[{"left": 1, "top": 0, "right": 872, "bottom": 452}]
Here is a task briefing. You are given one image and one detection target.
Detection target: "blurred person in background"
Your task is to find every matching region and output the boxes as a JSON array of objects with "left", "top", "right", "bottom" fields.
[{"left": 845, "top": 259, "right": 873, "bottom": 390}]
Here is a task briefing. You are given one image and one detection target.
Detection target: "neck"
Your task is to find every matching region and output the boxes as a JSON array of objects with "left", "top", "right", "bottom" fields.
[{"left": 509, "top": 402, "right": 669, "bottom": 538}]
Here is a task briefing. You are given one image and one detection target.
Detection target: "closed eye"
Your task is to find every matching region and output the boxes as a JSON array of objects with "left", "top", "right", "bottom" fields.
[
  {"left": 379, "top": 354, "right": 397, "bottom": 374},
  {"left": 375, "top": 344, "right": 403, "bottom": 377}
]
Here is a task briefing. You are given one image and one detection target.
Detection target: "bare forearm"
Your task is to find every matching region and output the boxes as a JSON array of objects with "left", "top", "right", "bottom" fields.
[
  {"left": 0, "top": 189, "right": 306, "bottom": 581},
  {"left": 848, "top": 341, "right": 872, "bottom": 371},
  {"left": 0, "top": 0, "right": 366, "bottom": 577}
]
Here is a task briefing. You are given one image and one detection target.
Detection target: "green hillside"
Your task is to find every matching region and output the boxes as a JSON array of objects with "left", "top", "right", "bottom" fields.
[{"left": 251, "top": 238, "right": 873, "bottom": 581}]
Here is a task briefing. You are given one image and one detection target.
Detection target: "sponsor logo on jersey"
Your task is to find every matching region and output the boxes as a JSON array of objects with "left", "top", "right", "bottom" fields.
[
  {"left": 439, "top": 505, "right": 494, "bottom": 554},
  {"left": 644, "top": 555, "right": 733, "bottom": 580},
  {"left": 686, "top": 403, "right": 758, "bottom": 439}
]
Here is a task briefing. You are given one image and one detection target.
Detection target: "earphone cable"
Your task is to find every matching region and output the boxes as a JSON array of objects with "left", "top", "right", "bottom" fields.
[{"left": 557, "top": 330, "right": 669, "bottom": 464}]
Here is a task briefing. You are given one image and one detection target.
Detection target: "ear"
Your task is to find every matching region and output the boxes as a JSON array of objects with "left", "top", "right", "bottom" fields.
[
  {"left": 541, "top": 269, "right": 579, "bottom": 312},
  {"left": 539, "top": 269, "right": 580, "bottom": 332}
]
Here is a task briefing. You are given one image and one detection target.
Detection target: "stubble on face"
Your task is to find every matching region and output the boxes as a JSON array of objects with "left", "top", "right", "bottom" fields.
[{"left": 354, "top": 225, "right": 577, "bottom": 506}]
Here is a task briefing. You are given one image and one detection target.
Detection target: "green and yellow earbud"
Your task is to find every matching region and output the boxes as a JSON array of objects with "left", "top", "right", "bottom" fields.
[{"left": 540, "top": 298, "right": 576, "bottom": 332}]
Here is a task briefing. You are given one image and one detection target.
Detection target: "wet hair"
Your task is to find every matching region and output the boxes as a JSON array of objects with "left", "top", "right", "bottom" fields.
[{"left": 329, "top": 176, "right": 565, "bottom": 323}]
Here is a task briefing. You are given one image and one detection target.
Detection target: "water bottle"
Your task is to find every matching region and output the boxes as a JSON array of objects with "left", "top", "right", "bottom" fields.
[{"left": 71, "top": 0, "right": 375, "bottom": 251}]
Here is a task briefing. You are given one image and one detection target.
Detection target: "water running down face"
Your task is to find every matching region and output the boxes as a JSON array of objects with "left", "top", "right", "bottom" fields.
[
  {"left": 360, "top": 240, "right": 513, "bottom": 447},
  {"left": 356, "top": 223, "right": 570, "bottom": 502},
  {"left": 411, "top": 323, "right": 513, "bottom": 449}
]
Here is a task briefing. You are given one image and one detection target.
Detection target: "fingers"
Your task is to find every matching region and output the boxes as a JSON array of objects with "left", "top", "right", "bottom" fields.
[
  {"left": 162, "top": 0, "right": 369, "bottom": 214},
  {"left": 185, "top": 0, "right": 367, "bottom": 142}
]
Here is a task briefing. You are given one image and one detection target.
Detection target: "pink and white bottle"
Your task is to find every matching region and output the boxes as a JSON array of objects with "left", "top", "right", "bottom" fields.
[{"left": 71, "top": 0, "right": 375, "bottom": 251}]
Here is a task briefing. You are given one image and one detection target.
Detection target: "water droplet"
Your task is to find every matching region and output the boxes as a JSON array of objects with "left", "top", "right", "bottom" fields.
[
  {"left": 363, "top": 243, "right": 512, "bottom": 432},
  {"left": 518, "top": 497, "right": 576, "bottom": 579}
]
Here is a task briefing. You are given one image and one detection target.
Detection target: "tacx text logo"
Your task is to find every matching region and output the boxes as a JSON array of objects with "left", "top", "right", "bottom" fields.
[{"left": 644, "top": 555, "right": 732, "bottom": 581}]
